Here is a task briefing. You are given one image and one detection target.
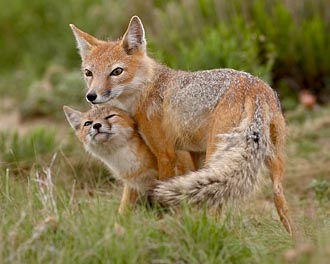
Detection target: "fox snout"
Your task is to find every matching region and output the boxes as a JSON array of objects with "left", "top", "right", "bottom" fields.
[
  {"left": 92, "top": 122, "right": 112, "bottom": 133},
  {"left": 89, "top": 122, "right": 113, "bottom": 143},
  {"left": 87, "top": 92, "right": 97, "bottom": 103},
  {"left": 86, "top": 90, "right": 112, "bottom": 104},
  {"left": 93, "top": 123, "right": 102, "bottom": 130}
]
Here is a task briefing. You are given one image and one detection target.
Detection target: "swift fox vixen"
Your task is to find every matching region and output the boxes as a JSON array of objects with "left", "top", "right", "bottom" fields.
[
  {"left": 70, "top": 16, "right": 294, "bottom": 234},
  {"left": 63, "top": 105, "right": 157, "bottom": 214}
]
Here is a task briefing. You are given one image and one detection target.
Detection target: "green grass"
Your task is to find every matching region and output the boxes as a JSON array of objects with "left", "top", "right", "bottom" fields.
[
  {"left": 0, "top": 128, "right": 57, "bottom": 166},
  {"left": 0, "top": 173, "right": 289, "bottom": 264},
  {"left": 1, "top": 106, "right": 330, "bottom": 263}
]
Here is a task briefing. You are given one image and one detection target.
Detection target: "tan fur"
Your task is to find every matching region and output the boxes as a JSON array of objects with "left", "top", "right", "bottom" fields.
[
  {"left": 63, "top": 105, "right": 158, "bottom": 214},
  {"left": 70, "top": 16, "right": 294, "bottom": 234}
]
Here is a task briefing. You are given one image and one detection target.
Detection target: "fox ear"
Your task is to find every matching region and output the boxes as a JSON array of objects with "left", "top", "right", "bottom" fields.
[
  {"left": 63, "top": 106, "right": 82, "bottom": 131},
  {"left": 70, "top": 24, "right": 99, "bottom": 58},
  {"left": 121, "top": 16, "right": 146, "bottom": 54}
]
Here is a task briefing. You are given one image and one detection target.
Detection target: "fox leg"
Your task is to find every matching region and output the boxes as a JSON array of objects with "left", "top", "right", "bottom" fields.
[
  {"left": 158, "top": 150, "right": 178, "bottom": 180},
  {"left": 190, "top": 152, "right": 206, "bottom": 170},
  {"left": 268, "top": 117, "right": 295, "bottom": 235},
  {"left": 175, "top": 151, "right": 196, "bottom": 174},
  {"left": 118, "top": 184, "right": 138, "bottom": 215},
  {"left": 268, "top": 154, "right": 295, "bottom": 235},
  {"left": 135, "top": 112, "right": 177, "bottom": 180}
]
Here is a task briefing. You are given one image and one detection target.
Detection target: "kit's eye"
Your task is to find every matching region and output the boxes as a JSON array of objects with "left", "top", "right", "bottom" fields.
[
  {"left": 84, "top": 69, "right": 93, "bottom": 77},
  {"left": 110, "top": 67, "right": 123, "bottom": 76},
  {"left": 84, "top": 121, "right": 92, "bottom": 126},
  {"left": 105, "top": 114, "right": 116, "bottom": 119}
]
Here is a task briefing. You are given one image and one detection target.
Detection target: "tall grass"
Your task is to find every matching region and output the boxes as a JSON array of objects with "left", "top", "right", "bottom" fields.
[
  {"left": 0, "top": 128, "right": 57, "bottom": 170},
  {"left": 1, "top": 105, "right": 330, "bottom": 263},
  {"left": 0, "top": 169, "right": 290, "bottom": 263}
]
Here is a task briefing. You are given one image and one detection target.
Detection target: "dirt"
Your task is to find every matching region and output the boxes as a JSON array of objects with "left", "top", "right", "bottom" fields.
[{"left": 0, "top": 96, "right": 68, "bottom": 135}]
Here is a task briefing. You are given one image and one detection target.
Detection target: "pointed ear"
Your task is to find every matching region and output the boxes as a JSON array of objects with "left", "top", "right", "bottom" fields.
[
  {"left": 63, "top": 106, "right": 82, "bottom": 131},
  {"left": 121, "top": 16, "right": 146, "bottom": 54},
  {"left": 70, "top": 24, "right": 100, "bottom": 58}
]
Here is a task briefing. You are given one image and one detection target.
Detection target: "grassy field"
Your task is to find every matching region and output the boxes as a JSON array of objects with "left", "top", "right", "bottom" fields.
[{"left": 0, "top": 102, "right": 330, "bottom": 263}]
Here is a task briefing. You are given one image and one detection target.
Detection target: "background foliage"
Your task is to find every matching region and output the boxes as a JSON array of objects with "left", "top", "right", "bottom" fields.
[{"left": 0, "top": 0, "right": 329, "bottom": 115}]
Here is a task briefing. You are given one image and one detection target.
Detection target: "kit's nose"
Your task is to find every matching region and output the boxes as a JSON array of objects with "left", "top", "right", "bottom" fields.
[{"left": 93, "top": 123, "right": 102, "bottom": 130}]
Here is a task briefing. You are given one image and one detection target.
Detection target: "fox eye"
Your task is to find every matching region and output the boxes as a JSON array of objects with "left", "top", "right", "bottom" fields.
[
  {"left": 105, "top": 114, "right": 116, "bottom": 119},
  {"left": 84, "top": 121, "right": 92, "bottom": 126},
  {"left": 84, "top": 69, "right": 93, "bottom": 77},
  {"left": 110, "top": 67, "right": 123, "bottom": 76}
]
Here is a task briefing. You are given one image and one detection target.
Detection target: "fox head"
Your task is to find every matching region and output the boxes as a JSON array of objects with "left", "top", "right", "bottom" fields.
[
  {"left": 63, "top": 105, "right": 136, "bottom": 152},
  {"left": 70, "top": 16, "right": 153, "bottom": 105}
]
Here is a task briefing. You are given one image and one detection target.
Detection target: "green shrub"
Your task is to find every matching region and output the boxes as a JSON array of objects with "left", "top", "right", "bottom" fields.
[
  {"left": 310, "top": 179, "right": 330, "bottom": 204},
  {"left": 0, "top": 0, "right": 329, "bottom": 109},
  {"left": 20, "top": 69, "right": 87, "bottom": 120},
  {"left": 158, "top": 19, "right": 274, "bottom": 83},
  {"left": 0, "top": 128, "right": 57, "bottom": 168},
  {"left": 251, "top": 0, "right": 330, "bottom": 105}
]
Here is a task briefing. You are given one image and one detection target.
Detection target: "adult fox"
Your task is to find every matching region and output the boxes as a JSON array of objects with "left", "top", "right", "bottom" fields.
[{"left": 70, "top": 16, "right": 293, "bottom": 234}]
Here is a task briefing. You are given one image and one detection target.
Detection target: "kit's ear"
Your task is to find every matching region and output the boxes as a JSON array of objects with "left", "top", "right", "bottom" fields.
[{"left": 63, "top": 105, "right": 82, "bottom": 131}]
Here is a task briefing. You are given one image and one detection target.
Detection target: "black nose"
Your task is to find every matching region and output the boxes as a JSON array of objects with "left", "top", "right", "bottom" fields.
[
  {"left": 86, "top": 93, "right": 97, "bottom": 102},
  {"left": 93, "top": 123, "right": 102, "bottom": 130}
]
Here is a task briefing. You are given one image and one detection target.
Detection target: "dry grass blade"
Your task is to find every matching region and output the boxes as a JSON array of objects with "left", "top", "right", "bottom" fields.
[{"left": 33, "top": 153, "right": 58, "bottom": 217}]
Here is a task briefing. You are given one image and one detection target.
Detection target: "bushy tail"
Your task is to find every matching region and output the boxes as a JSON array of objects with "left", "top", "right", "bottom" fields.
[{"left": 153, "top": 103, "right": 272, "bottom": 208}]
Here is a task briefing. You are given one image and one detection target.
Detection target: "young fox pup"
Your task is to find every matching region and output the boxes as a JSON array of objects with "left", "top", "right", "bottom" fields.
[
  {"left": 70, "top": 16, "right": 294, "bottom": 234},
  {"left": 63, "top": 105, "right": 157, "bottom": 214}
]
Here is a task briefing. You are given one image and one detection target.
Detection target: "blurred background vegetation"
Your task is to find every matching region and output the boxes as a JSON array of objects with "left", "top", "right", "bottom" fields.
[{"left": 0, "top": 0, "right": 329, "bottom": 118}]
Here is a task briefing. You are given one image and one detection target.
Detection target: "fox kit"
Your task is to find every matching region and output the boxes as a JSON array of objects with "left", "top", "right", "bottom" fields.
[
  {"left": 70, "top": 16, "right": 294, "bottom": 234},
  {"left": 63, "top": 105, "right": 157, "bottom": 214}
]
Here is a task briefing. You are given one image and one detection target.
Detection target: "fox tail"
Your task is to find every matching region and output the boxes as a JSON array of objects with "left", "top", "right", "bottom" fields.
[{"left": 152, "top": 101, "right": 272, "bottom": 208}]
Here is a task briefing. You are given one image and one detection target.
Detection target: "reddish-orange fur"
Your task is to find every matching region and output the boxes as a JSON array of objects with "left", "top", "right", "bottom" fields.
[{"left": 70, "top": 17, "right": 294, "bottom": 234}]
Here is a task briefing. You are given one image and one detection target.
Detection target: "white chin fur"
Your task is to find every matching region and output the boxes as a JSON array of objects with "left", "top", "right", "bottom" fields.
[{"left": 92, "top": 133, "right": 112, "bottom": 142}]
